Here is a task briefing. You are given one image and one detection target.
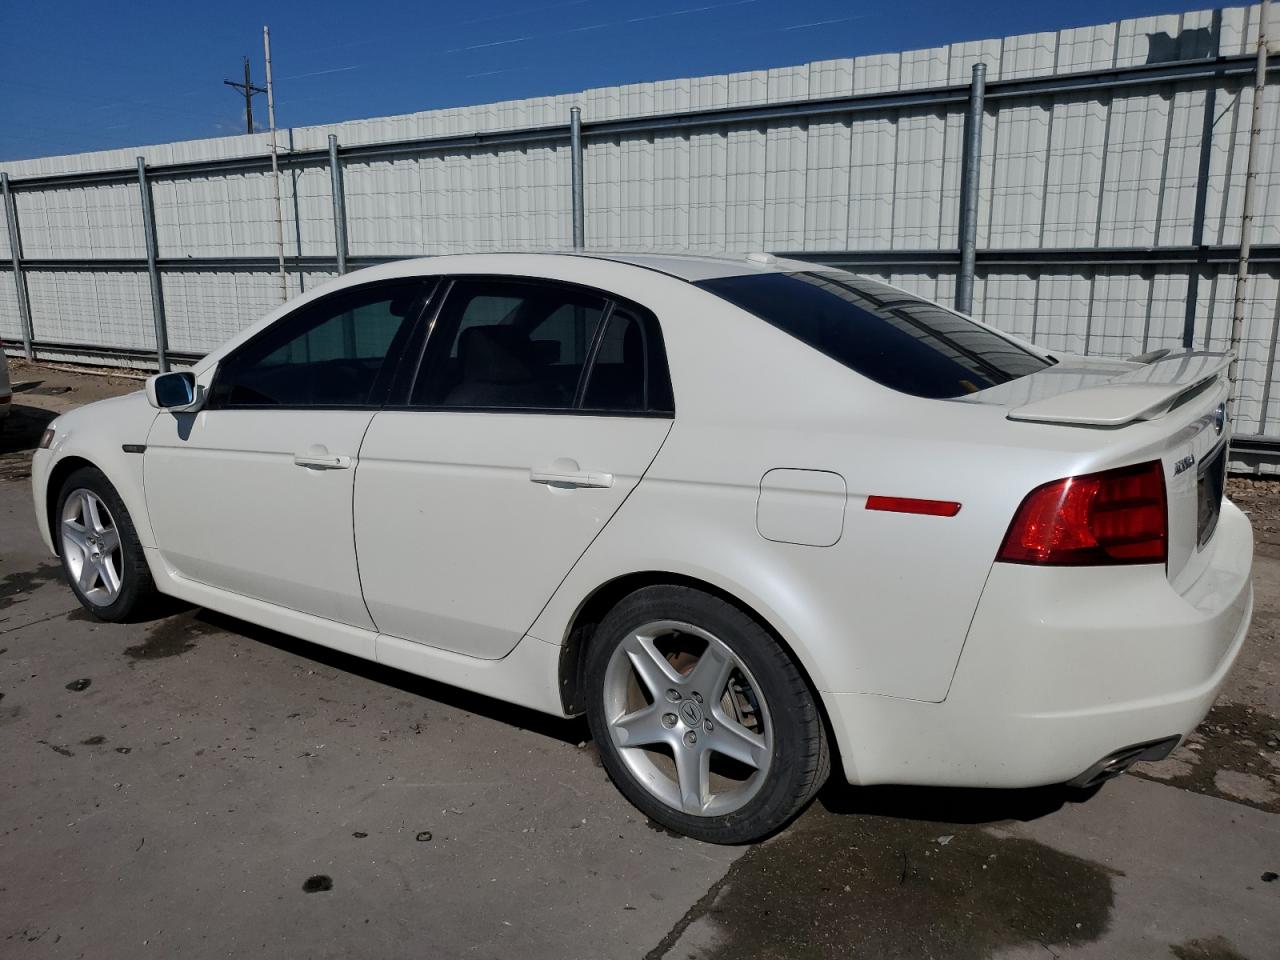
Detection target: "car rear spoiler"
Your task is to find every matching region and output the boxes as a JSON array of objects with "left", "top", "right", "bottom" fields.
[{"left": 1007, "top": 352, "right": 1231, "bottom": 428}]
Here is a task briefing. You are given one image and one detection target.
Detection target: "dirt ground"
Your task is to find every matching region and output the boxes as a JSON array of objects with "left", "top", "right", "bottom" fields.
[{"left": 0, "top": 360, "right": 144, "bottom": 483}]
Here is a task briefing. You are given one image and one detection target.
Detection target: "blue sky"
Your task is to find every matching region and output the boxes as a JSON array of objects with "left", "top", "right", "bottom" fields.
[{"left": 1, "top": 0, "right": 1218, "bottom": 162}]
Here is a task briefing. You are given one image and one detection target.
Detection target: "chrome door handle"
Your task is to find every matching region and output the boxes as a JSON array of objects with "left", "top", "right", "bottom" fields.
[
  {"left": 530, "top": 466, "right": 614, "bottom": 489},
  {"left": 293, "top": 451, "right": 351, "bottom": 470}
]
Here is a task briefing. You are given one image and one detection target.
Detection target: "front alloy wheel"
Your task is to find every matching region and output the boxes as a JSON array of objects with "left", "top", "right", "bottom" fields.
[
  {"left": 61, "top": 488, "right": 124, "bottom": 606},
  {"left": 56, "top": 466, "right": 156, "bottom": 622}
]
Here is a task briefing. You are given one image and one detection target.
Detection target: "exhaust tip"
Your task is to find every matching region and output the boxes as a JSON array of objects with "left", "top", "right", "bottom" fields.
[{"left": 1067, "top": 735, "right": 1181, "bottom": 790}]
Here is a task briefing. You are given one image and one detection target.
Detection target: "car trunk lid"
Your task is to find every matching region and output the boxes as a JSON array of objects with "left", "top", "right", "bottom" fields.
[
  {"left": 964, "top": 351, "right": 1230, "bottom": 428},
  {"left": 969, "top": 351, "right": 1233, "bottom": 591}
]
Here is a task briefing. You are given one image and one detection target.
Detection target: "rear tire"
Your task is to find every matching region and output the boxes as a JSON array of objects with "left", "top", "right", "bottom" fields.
[
  {"left": 55, "top": 466, "right": 156, "bottom": 622},
  {"left": 585, "top": 585, "right": 830, "bottom": 844}
]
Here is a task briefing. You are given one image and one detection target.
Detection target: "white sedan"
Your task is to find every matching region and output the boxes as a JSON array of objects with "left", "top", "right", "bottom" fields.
[{"left": 30, "top": 253, "right": 1252, "bottom": 843}]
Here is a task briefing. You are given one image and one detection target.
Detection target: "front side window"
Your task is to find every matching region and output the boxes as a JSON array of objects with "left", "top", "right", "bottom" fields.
[
  {"left": 210, "top": 281, "right": 430, "bottom": 408},
  {"left": 412, "top": 279, "right": 607, "bottom": 409},
  {"left": 695, "top": 271, "right": 1050, "bottom": 399}
]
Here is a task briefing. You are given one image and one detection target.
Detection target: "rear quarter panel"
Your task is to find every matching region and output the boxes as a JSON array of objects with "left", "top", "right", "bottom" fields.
[{"left": 528, "top": 287, "right": 1118, "bottom": 703}]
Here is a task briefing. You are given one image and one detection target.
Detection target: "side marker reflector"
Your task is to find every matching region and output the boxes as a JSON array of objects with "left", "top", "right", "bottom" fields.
[{"left": 865, "top": 495, "right": 961, "bottom": 517}]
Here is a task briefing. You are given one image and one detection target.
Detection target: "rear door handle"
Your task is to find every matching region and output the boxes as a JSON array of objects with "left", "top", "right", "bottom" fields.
[
  {"left": 293, "top": 445, "right": 352, "bottom": 470},
  {"left": 530, "top": 459, "right": 614, "bottom": 489}
]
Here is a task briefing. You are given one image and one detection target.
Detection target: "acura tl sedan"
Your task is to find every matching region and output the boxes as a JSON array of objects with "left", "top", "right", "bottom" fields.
[{"left": 31, "top": 253, "right": 1252, "bottom": 843}]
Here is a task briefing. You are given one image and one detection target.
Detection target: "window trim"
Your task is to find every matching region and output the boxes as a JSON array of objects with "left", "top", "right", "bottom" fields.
[
  {"left": 205, "top": 278, "right": 439, "bottom": 412},
  {"left": 390, "top": 274, "right": 675, "bottom": 419}
]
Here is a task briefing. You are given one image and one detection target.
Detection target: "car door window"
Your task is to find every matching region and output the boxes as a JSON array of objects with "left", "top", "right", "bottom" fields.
[
  {"left": 210, "top": 280, "right": 430, "bottom": 408},
  {"left": 412, "top": 279, "right": 607, "bottom": 410},
  {"left": 579, "top": 305, "right": 674, "bottom": 414}
]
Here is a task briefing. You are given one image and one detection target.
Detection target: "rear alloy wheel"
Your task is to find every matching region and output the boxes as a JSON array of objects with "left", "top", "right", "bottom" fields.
[
  {"left": 56, "top": 467, "right": 156, "bottom": 622},
  {"left": 586, "top": 586, "right": 829, "bottom": 843}
]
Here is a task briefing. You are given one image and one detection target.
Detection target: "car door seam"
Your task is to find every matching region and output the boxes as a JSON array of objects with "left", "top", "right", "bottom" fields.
[
  {"left": 520, "top": 419, "right": 676, "bottom": 644},
  {"left": 351, "top": 406, "right": 384, "bottom": 632}
]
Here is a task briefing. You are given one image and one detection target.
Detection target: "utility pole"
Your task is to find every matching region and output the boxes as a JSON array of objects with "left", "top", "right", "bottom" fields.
[
  {"left": 223, "top": 57, "right": 265, "bottom": 135},
  {"left": 264, "top": 25, "right": 288, "bottom": 303},
  {"left": 1229, "top": 0, "right": 1271, "bottom": 401}
]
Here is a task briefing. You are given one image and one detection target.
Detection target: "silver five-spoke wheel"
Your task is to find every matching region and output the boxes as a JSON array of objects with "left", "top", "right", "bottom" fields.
[
  {"left": 602, "top": 620, "right": 773, "bottom": 817},
  {"left": 60, "top": 488, "right": 123, "bottom": 606}
]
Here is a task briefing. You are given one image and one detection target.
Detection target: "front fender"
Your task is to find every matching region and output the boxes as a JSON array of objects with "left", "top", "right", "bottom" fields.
[{"left": 33, "top": 391, "right": 159, "bottom": 554}]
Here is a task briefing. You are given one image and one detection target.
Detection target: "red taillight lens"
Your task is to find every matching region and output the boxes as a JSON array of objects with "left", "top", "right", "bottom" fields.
[{"left": 997, "top": 460, "right": 1167, "bottom": 566}]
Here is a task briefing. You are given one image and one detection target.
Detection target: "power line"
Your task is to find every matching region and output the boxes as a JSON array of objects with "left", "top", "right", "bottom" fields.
[{"left": 223, "top": 57, "right": 266, "bottom": 135}]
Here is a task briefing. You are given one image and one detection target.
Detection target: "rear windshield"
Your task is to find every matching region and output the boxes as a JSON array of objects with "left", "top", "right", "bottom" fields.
[{"left": 696, "top": 271, "right": 1051, "bottom": 399}]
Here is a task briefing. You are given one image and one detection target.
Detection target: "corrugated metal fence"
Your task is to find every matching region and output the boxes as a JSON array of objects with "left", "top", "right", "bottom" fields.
[{"left": 2, "top": 4, "right": 1278, "bottom": 462}]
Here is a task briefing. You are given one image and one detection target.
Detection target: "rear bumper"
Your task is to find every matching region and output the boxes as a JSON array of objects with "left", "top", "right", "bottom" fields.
[{"left": 826, "top": 498, "right": 1254, "bottom": 788}]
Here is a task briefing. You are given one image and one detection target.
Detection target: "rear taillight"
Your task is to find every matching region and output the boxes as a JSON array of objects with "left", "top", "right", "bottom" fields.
[{"left": 996, "top": 460, "right": 1167, "bottom": 566}]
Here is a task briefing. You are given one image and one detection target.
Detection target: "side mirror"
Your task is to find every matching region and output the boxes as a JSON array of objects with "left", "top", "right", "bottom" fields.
[{"left": 145, "top": 371, "right": 205, "bottom": 412}]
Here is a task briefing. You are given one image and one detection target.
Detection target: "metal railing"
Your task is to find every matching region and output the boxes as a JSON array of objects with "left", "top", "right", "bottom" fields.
[{"left": 2, "top": 34, "right": 1278, "bottom": 458}]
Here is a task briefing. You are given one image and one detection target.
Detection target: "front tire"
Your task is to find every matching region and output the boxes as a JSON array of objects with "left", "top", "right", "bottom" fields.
[
  {"left": 56, "top": 466, "right": 156, "bottom": 622},
  {"left": 585, "top": 585, "right": 830, "bottom": 844}
]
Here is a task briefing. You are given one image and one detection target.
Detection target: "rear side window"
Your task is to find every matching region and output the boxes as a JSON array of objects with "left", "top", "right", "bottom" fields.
[
  {"left": 580, "top": 306, "right": 674, "bottom": 414},
  {"left": 695, "top": 271, "right": 1050, "bottom": 399},
  {"left": 407, "top": 277, "right": 674, "bottom": 416},
  {"left": 412, "top": 279, "right": 607, "bottom": 409}
]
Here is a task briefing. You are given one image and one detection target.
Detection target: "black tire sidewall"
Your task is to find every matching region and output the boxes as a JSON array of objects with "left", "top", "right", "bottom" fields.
[
  {"left": 55, "top": 467, "right": 148, "bottom": 622},
  {"left": 585, "top": 585, "right": 823, "bottom": 844}
]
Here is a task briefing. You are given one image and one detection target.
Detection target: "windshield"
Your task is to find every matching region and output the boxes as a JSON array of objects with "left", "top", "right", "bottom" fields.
[{"left": 695, "top": 270, "right": 1051, "bottom": 399}]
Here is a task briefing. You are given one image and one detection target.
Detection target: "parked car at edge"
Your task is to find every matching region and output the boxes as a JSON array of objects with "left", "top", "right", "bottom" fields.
[
  {"left": 0, "top": 347, "right": 11, "bottom": 422},
  {"left": 30, "top": 253, "right": 1252, "bottom": 842}
]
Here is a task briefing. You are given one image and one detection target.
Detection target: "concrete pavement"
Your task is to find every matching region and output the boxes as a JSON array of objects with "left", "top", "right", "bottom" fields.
[{"left": 1, "top": 366, "right": 1277, "bottom": 959}]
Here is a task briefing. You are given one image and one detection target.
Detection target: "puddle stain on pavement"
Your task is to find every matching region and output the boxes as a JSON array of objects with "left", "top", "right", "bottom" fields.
[
  {"left": 1169, "top": 935, "right": 1253, "bottom": 960},
  {"left": 651, "top": 800, "right": 1117, "bottom": 960},
  {"left": 0, "top": 562, "right": 63, "bottom": 612},
  {"left": 123, "top": 611, "right": 221, "bottom": 661}
]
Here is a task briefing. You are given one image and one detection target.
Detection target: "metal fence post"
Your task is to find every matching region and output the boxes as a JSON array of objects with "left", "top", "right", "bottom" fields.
[
  {"left": 1180, "top": 8, "right": 1222, "bottom": 349},
  {"left": 955, "top": 62, "right": 987, "bottom": 316},
  {"left": 570, "top": 106, "right": 585, "bottom": 250},
  {"left": 2, "top": 173, "right": 35, "bottom": 359},
  {"left": 328, "top": 135, "right": 349, "bottom": 274},
  {"left": 135, "top": 158, "right": 169, "bottom": 373},
  {"left": 288, "top": 128, "right": 306, "bottom": 293},
  {"left": 1229, "top": 0, "right": 1271, "bottom": 398}
]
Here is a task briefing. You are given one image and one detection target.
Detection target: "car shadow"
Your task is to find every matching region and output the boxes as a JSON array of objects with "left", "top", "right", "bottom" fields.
[
  {"left": 185, "top": 607, "right": 590, "bottom": 747},
  {"left": 145, "top": 605, "right": 1095, "bottom": 822},
  {"left": 0, "top": 404, "right": 58, "bottom": 481},
  {"left": 818, "top": 776, "right": 1096, "bottom": 825},
  {"left": 0, "top": 402, "right": 56, "bottom": 453}
]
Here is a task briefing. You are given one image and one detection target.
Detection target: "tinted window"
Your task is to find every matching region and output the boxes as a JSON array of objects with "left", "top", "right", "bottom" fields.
[
  {"left": 210, "top": 281, "right": 429, "bottom": 408},
  {"left": 696, "top": 271, "right": 1050, "bottom": 399},
  {"left": 580, "top": 306, "right": 674, "bottom": 414},
  {"left": 413, "top": 279, "right": 607, "bottom": 409}
]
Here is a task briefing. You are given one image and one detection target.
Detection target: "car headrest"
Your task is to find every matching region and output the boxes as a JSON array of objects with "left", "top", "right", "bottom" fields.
[
  {"left": 528, "top": 339, "right": 561, "bottom": 366},
  {"left": 457, "top": 326, "right": 534, "bottom": 384}
]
